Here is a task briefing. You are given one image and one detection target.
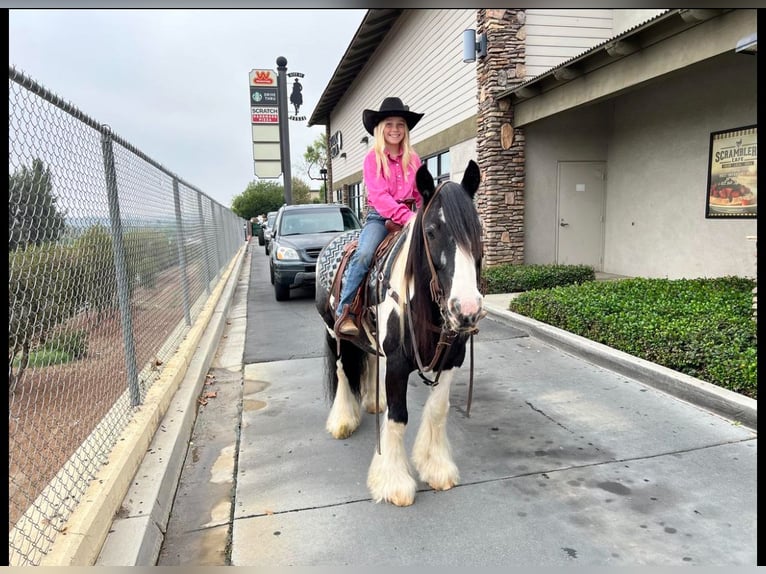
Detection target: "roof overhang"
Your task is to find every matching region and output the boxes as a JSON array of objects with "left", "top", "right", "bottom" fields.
[
  {"left": 735, "top": 31, "right": 757, "bottom": 54},
  {"left": 498, "top": 8, "right": 755, "bottom": 127},
  {"left": 308, "top": 9, "right": 402, "bottom": 127}
]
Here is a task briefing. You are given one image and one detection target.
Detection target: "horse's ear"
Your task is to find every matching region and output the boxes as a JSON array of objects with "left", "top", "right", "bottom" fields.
[
  {"left": 461, "top": 160, "right": 481, "bottom": 198},
  {"left": 416, "top": 163, "right": 436, "bottom": 205}
]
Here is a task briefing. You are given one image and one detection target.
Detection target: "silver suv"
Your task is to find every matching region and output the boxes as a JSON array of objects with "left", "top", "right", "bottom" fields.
[{"left": 269, "top": 203, "right": 361, "bottom": 301}]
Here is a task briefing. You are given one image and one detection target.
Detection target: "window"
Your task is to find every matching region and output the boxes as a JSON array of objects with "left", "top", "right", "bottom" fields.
[
  {"left": 348, "top": 182, "right": 364, "bottom": 220},
  {"left": 424, "top": 150, "right": 451, "bottom": 186}
]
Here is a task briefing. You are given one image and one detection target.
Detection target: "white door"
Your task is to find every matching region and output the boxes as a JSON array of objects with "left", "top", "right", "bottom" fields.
[{"left": 556, "top": 161, "right": 606, "bottom": 270}]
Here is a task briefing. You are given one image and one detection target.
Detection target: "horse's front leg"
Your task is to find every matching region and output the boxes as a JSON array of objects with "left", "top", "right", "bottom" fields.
[
  {"left": 367, "top": 357, "right": 416, "bottom": 506},
  {"left": 412, "top": 369, "right": 459, "bottom": 491}
]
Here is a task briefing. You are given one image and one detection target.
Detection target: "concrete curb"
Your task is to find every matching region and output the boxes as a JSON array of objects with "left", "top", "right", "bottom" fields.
[
  {"left": 66, "top": 244, "right": 248, "bottom": 567},
  {"left": 484, "top": 305, "right": 757, "bottom": 431}
]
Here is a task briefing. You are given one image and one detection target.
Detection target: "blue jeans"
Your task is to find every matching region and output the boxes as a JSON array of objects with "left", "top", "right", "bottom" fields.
[{"left": 336, "top": 212, "right": 389, "bottom": 318}]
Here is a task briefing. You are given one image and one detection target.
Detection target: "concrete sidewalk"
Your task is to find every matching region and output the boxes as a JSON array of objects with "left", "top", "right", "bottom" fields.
[{"left": 98, "top": 249, "right": 757, "bottom": 566}]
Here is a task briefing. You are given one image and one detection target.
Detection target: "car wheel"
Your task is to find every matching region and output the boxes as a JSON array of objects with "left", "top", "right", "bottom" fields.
[
  {"left": 269, "top": 264, "right": 275, "bottom": 285},
  {"left": 265, "top": 242, "right": 269, "bottom": 255},
  {"left": 274, "top": 280, "right": 290, "bottom": 301}
]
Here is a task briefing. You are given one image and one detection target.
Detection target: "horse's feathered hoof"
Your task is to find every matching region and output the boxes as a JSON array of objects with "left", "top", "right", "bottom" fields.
[
  {"left": 386, "top": 491, "right": 415, "bottom": 507},
  {"left": 368, "top": 476, "right": 416, "bottom": 507},
  {"left": 326, "top": 406, "right": 360, "bottom": 439},
  {"left": 367, "top": 443, "right": 417, "bottom": 506},
  {"left": 414, "top": 457, "right": 460, "bottom": 492},
  {"left": 427, "top": 475, "right": 459, "bottom": 492}
]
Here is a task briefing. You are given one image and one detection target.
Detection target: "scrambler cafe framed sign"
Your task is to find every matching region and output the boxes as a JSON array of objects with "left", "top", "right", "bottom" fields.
[{"left": 706, "top": 125, "right": 757, "bottom": 219}]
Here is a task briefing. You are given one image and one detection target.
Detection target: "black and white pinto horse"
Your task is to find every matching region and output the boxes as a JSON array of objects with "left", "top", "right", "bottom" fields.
[{"left": 315, "top": 160, "right": 485, "bottom": 506}]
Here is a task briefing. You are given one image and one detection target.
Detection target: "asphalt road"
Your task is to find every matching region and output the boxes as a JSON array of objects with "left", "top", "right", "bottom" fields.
[{"left": 156, "top": 242, "right": 757, "bottom": 567}]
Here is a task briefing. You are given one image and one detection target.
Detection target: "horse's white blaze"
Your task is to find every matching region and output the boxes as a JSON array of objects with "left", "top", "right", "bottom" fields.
[
  {"left": 412, "top": 370, "right": 459, "bottom": 491},
  {"left": 449, "top": 245, "right": 483, "bottom": 319},
  {"left": 360, "top": 354, "right": 387, "bottom": 413},
  {"left": 367, "top": 419, "right": 416, "bottom": 506},
  {"left": 326, "top": 358, "right": 361, "bottom": 439}
]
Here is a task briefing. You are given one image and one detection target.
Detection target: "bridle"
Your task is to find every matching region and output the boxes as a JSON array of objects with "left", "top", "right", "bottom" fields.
[
  {"left": 372, "top": 182, "right": 481, "bottom": 451},
  {"left": 407, "top": 181, "right": 480, "bottom": 388}
]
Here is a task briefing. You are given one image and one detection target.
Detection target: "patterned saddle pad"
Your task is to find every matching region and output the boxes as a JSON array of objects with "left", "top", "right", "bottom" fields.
[{"left": 316, "top": 229, "right": 362, "bottom": 296}]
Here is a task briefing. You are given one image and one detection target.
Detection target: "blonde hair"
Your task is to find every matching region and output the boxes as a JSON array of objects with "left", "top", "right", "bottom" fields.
[{"left": 372, "top": 119, "right": 415, "bottom": 179}]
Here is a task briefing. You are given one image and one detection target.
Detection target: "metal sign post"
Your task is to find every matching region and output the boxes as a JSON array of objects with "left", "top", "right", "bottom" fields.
[{"left": 276, "top": 56, "right": 292, "bottom": 205}]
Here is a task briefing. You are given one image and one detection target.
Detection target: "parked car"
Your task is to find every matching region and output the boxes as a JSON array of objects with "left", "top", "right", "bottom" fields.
[
  {"left": 269, "top": 203, "right": 361, "bottom": 301},
  {"left": 262, "top": 211, "right": 278, "bottom": 255},
  {"left": 254, "top": 215, "right": 266, "bottom": 245}
]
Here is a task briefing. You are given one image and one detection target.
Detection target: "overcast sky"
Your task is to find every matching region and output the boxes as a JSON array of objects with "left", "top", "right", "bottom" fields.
[{"left": 8, "top": 9, "right": 366, "bottom": 207}]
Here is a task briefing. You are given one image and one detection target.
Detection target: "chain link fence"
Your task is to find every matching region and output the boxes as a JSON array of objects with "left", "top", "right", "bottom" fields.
[{"left": 8, "top": 65, "right": 246, "bottom": 566}]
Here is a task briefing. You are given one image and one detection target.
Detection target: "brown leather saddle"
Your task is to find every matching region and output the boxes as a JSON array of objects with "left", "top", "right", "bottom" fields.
[{"left": 330, "top": 220, "right": 407, "bottom": 339}]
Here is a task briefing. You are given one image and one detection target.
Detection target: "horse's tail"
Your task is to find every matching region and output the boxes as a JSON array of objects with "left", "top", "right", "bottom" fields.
[
  {"left": 323, "top": 331, "right": 366, "bottom": 402},
  {"left": 322, "top": 329, "right": 340, "bottom": 401}
]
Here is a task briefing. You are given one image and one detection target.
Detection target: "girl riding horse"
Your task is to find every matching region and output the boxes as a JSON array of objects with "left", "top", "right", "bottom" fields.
[{"left": 315, "top": 159, "right": 485, "bottom": 506}]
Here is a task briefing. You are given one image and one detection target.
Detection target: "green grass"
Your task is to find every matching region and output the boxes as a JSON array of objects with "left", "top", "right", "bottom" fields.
[
  {"left": 12, "top": 348, "right": 72, "bottom": 369},
  {"left": 11, "top": 328, "right": 89, "bottom": 370},
  {"left": 507, "top": 276, "right": 757, "bottom": 399}
]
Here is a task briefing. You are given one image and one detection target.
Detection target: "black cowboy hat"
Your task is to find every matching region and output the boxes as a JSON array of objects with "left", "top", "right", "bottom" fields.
[{"left": 362, "top": 97, "right": 424, "bottom": 136}]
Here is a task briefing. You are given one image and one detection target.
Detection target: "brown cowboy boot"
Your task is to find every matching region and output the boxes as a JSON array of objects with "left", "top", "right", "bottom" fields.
[{"left": 334, "top": 305, "right": 359, "bottom": 337}]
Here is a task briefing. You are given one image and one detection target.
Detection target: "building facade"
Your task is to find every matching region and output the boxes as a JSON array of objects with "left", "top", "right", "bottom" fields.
[{"left": 308, "top": 8, "right": 757, "bottom": 280}]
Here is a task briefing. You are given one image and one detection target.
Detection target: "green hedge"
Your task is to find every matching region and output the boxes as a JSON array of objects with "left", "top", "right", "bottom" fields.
[
  {"left": 508, "top": 276, "right": 757, "bottom": 399},
  {"left": 482, "top": 263, "right": 595, "bottom": 293}
]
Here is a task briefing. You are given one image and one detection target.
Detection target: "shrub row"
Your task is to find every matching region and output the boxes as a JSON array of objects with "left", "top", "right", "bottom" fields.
[
  {"left": 482, "top": 263, "right": 595, "bottom": 293},
  {"left": 508, "top": 276, "right": 757, "bottom": 399}
]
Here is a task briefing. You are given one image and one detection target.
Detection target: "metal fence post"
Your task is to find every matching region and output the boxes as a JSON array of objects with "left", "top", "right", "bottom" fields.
[
  {"left": 197, "top": 193, "right": 212, "bottom": 294},
  {"left": 173, "top": 178, "right": 192, "bottom": 326},
  {"left": 101, "top": 126, "right": 141, "bottom": 407},
  {"left": 213, "top": 202, "right": 224, "bottom": 276}
]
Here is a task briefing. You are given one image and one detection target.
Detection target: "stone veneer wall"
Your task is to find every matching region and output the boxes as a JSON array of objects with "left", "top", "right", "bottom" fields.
[{"left": 476, "top": 9, "right": 526, "bottom": 267}]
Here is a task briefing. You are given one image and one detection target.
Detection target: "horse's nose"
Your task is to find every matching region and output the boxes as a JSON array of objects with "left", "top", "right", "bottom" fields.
[{"left": 448, "top": 294, "right": 484, "bottom": 329}]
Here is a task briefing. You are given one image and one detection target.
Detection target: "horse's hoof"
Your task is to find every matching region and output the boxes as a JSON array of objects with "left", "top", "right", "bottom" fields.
[
  {"left": 368, "top": 470, "right": 417, "bottom": 506},
  {"left": 428, "top": 478, "right": 457, "bottom": 491},
  {"left": 370, "top": 488, "right": 415, "bottom": 507},
  {"left": 415, "top": 459, "right": 460, "bottom": 492},
  {"left": 363, "top": 401, "right": 385, "bottom": 414},
  {"left": 388, "top": 493, "right": 415, "bottom": 507},
  {"left": 327, "top": 423, "right": 356, "bottom": 440}
]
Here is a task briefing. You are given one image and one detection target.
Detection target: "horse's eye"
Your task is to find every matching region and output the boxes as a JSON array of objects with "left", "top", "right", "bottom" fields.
[{"left": 426, "top": 226, "right": 437, "bottom": 241}]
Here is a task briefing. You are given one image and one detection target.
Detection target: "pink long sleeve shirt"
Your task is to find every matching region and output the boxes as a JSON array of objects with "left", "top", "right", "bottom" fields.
[{"left": 363, "top": 148, "right": 423, "bottom": 226}]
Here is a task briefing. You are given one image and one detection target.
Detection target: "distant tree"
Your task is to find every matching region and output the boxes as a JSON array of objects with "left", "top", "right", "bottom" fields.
[
  {"left": 303, "top": 134, "right": 329, "bottom": 201},
  {"left": 291, "top": 177, "right": 312, "bottom": 205},
  {"left": 9, "top": 242, "right": 80, "bottom": 394},
  {"left": 9, "top": 158, "right": 67, "bottom": 250},
  {"left": 304, "top": 133, "right": 328, "bottom": 178},
  {"left": 71, "top": 224, "right": 116, "bottom": 314},
  {"left": 231, "top": 180, "right": 284, "bottom": 220}
]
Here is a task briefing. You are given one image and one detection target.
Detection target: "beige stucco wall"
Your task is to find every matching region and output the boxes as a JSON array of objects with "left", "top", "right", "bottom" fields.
[
  {"left": 524, "top": 103, "right": 610, "bottom": 265},
  {"left": 524, "top": 48, "right": 757, "bottom": 279},
  {"left": 604, "top": 51, "right": 757, "bottom": 279}
]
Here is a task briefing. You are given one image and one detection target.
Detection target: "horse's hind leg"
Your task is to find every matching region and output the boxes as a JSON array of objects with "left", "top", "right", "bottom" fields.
[
  {"left": 360, "top": 353, "right": 387, "bottom": 414},
  {"left": 412, "top": 369, "right": 459, "bottom": 491},
  {"left": 325, "top": 337, "right": 363, "bottom": 439}
]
